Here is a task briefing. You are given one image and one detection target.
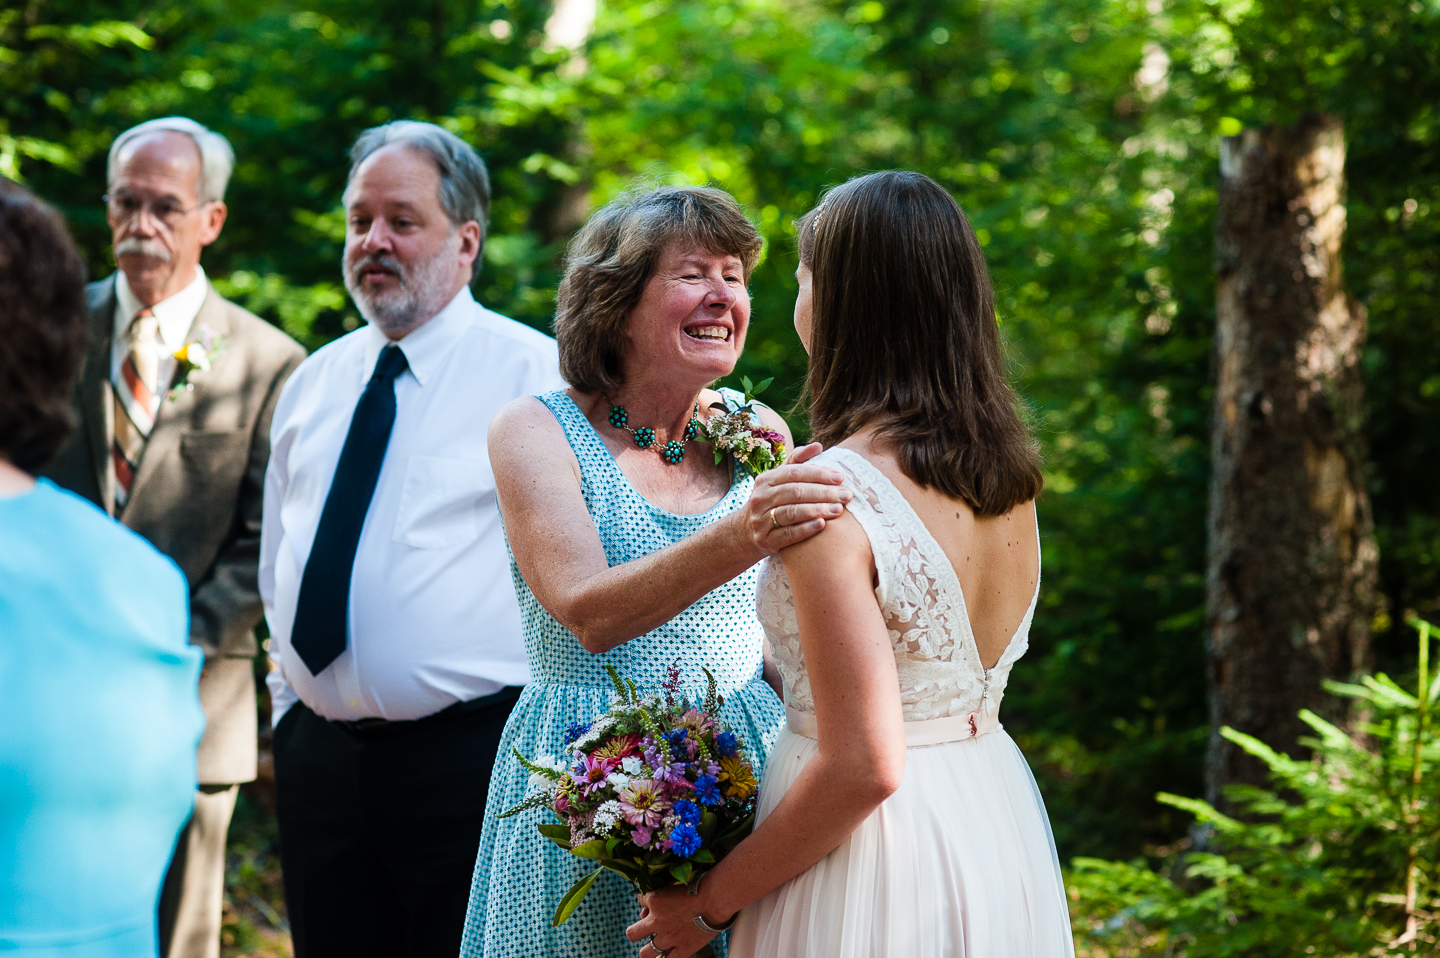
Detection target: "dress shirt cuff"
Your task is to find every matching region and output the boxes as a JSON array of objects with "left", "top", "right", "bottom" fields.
[{"left": 265, "top": 666, "right": 300, "bottom": 728}]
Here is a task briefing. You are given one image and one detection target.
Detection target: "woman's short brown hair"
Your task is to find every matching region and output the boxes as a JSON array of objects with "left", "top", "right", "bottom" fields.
[
  {"left": 797, "top": 171, "right": 1042, "bottom": 516},
  {"left": 0, "top": 178, "right": 88, "bottom": 473},
  {"left": 554, "top": 185, "right": 763, "bottom": 394}
]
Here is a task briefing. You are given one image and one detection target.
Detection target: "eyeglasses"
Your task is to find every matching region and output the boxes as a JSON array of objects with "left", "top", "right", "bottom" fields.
[{"left": 103, "top": 192, "right": 202, "bottom": 228}]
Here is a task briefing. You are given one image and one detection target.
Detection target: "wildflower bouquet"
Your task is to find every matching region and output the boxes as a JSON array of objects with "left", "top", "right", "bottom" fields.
[
  {"left": 500, "top": 663, "right": 761, "bottom": 927},
  {"left": 698, "top": 375, "right": 786, "bottom": 476}
]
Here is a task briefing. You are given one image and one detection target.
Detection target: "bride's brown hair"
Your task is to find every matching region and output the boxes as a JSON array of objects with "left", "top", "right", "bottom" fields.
[{"left": 797, "top": 171, "right": 1042, "bottom": 516}]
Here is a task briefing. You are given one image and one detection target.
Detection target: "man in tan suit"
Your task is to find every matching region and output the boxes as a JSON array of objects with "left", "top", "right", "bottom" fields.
[{"left": 43, "top": 117, "right": 305, "bottom": 958}]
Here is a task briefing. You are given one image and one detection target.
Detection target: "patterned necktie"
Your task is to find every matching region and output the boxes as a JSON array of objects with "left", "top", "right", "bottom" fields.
[
  {"left": 290, "top": 344, "right": 410, "bottom": 676},
  {"left": 112, "top": 308, "right": 164, "bottom": 508}
]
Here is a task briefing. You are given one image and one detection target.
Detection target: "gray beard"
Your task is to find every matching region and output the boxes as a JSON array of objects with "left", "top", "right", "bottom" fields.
[{"left": 344, "top": 246, "right": 459, "bottom": 337}]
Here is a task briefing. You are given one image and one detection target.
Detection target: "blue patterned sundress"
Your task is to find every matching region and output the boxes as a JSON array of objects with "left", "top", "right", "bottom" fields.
[{"left": 461, "top": 389, "right": 786, "bottom": 958}]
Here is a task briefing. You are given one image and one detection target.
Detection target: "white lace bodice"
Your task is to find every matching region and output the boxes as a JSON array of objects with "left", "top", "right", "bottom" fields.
[{"left": 757, "top": 447, "right": 1040, "bottom": 722}]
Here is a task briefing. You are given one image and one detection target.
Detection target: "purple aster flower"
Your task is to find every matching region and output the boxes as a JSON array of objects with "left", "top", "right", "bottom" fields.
[
  {"left": 632, "top": 824, "right": 653, "bottom": 847},
  {"left": 694, "top": 775, "right": 722, "bottom": 806},
  {"left": 574, "top": 753, "right": 618, "bottom": 797}
]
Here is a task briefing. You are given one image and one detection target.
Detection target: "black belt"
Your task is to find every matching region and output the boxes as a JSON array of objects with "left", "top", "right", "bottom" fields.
[{"left": 328, "top": 685, "right": 524, "bottom": 739}]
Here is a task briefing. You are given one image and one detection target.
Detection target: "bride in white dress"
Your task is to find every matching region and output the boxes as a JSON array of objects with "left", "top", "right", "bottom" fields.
[{"left": 627, "top": 171, "right": 1075, "bottom": 958}]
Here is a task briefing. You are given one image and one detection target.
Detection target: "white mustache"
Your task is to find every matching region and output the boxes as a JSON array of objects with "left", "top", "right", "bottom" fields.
[{"left": 115, "top": 237, "right": 173, "bottom": 262}]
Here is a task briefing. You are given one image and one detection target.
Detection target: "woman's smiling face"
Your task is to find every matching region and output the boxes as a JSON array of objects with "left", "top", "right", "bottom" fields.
[{"left": 624, "top": 244, "right": 750, "bottom": 384}]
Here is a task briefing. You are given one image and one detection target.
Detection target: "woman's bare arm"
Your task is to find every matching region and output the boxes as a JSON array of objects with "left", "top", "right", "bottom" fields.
[
  {"left": 625, "top": 511, "right": 907, "bottom": 956},
  {"left": 491, "top": 397, "right": 852, "bottom": 653}
]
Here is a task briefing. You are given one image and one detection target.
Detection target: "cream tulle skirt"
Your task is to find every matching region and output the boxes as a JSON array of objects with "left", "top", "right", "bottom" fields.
[{"left": 727, "top": 713, "right": 1075, "bottom": 958}]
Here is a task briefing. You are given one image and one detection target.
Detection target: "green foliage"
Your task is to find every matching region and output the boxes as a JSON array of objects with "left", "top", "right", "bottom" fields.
[
  {"left": 7, "top": 0, "right": 1439, "bottom": 862},
  {"left": 1069, "top": 618, "right": 1440, "bottom": 956}
]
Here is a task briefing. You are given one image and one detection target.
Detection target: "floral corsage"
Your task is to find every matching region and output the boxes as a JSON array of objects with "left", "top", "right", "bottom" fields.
[
  {"left": 697, "top": 375, "right": 787, "bottom": 476},
  {"left": 168, "top": 326, "right": 227, "bottom": 401}
]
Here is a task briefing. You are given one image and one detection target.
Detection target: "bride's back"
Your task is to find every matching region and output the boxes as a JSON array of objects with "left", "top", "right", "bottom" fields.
[{"left": 840, "top": 433, "right": 1038, "bottom": 670}]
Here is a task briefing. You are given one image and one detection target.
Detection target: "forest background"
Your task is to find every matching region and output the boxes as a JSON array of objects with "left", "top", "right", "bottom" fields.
[{"left": 4, "top": 0, "right": 1437, "bottom": 953}]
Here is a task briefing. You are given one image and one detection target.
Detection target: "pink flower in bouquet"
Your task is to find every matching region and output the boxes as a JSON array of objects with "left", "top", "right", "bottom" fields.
[
  {"left": 618, "top": 779, "right": 670, "bottom": 828},
  {"left": 631, "top": 825, "right": 654, "bottom": 847},
  {"left": 755, "top": 426, "right": 785, "bottom": 446},
  {"left": 592, "top": 733, "right": 642, "bottom": 760},
  {"left": 674, "top": 708, "right": 715, "bottom": 738},
  {"left": 568, "top": 811, "right": 595, "bottom": 845},
  {"left": 574, "top": 753, "right": 618, "bottom": 797}
]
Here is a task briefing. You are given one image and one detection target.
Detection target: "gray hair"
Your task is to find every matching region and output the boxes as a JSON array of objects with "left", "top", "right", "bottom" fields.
[
  {"left": 107, "top": 117, "right": 235, "bottom": 204},
  {"left": 345, "top": 121, "right": 491, "bottom": 244}
]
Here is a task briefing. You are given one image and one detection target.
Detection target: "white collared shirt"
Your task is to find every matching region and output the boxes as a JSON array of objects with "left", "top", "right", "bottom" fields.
[
  {"left": 112, "top": 265, "right": 210, "bottom": 382},
  {"left": 260, "top": 286, "right": 565, "bottom": 723}
]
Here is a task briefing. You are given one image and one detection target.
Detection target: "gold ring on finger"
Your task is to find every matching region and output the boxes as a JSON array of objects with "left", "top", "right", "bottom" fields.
[{"left": 769, "top": 508, "right": 782, "bottom": 530}]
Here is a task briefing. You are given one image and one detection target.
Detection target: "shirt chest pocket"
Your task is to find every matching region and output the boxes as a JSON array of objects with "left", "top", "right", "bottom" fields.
[{"left": 391, "top": 455, "right": 494, "bottom": 549}]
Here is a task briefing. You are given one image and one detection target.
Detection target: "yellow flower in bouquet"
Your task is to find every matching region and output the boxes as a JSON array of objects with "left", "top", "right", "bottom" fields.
[{"left": 718, "top": 755, "right": 756, "bottom": 799}]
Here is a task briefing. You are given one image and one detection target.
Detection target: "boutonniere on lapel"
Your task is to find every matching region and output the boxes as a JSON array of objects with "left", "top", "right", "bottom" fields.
[{"left": 168, "top": 325, "right": 229, "bottom": 401}]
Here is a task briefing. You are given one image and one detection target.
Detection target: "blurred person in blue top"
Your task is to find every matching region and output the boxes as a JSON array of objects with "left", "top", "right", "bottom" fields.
[{"left": 0, "top": 176, "right": 205, "bottom": 957}]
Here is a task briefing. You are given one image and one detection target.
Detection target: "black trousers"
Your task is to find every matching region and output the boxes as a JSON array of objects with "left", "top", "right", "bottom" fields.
[{"left": 273, "top": 688, "right": 522, "bottom": 958}]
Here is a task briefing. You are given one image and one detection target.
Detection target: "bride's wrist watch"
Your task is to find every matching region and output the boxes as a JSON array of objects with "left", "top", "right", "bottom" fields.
[{"left": 686, "top": 871, "right": 736, "bottom": 934}]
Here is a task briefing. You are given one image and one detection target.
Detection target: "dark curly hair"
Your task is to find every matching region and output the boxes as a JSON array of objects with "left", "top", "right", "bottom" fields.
[{"left": 0, "top": 177, "right": 88, "bottom": 473}]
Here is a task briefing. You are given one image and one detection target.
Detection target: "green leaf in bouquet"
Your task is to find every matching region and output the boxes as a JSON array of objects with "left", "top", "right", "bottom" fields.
[
  {"left": 697, "top": 811, "right": 718, "bottom": 841},
  {"left": 552, "top": 867, "right": 603, "bottom": 926},
  {"left": 712, "top": 811, "right": 756, "bottom": 846},
  {"left": 602, "top": 859, "right": 642, "bottom": 882},
  {"left": 538, "top": 823, "right": 573, "bottom": 849},
  {"left": 670, "top": 862, "right": 694, "bottom": 885},
  {"left": 751, "top": 376, "right": 773, "bottom": 398},
  {"left": 690, "top": 849, "right": 716, "bottom": 864},
  {"left": 605, "top": 836, "right": 621, "bottom": 856},
  {"left": 713, "top": 448, "right": 724, "bottom": 466},
  {"left": 741, "top": 375, "right": 754, "bottom": 394},
  {"left": 570, "top": 839, "right": 606, "bottom": 860}
]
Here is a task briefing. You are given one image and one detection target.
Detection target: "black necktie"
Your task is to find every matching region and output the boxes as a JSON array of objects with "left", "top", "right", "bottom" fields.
[{"left": 291, "top": 344, "right": 409, "bottom": 676}]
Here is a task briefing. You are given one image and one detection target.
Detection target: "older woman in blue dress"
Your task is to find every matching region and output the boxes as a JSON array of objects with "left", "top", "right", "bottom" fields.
[{"left": 460, "top": 186, "right": 852, "bottom": 957}]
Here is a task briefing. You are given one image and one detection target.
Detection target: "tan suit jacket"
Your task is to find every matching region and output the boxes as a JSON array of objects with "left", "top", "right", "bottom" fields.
[{"left": 44, "top": 274, "right": 306, "bottom": 784}]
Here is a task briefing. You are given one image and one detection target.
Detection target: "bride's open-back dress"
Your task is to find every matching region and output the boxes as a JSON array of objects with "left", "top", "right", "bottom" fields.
[{"left": 728, "top": 447, "right": 1075, "bottom": 958}]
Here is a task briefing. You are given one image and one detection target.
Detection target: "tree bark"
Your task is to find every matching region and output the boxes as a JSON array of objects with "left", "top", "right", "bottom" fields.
[{"left": 1206, "top": 114, "right": 1378, "bottom": 804}]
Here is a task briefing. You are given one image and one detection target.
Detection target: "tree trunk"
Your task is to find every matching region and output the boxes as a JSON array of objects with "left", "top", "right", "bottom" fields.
[{"left": 1206, "top": 114, "right": 1378, "bottom": 804}]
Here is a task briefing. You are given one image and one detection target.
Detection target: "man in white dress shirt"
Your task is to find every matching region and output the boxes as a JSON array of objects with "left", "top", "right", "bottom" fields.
[{"left": 259, "top": 121, "right": 563, "bottom": 958}]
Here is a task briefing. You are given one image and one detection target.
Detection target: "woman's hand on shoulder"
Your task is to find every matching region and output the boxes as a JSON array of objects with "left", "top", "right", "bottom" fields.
[{"left": 742, "top": 404, "right": 854, "bottom": 556}]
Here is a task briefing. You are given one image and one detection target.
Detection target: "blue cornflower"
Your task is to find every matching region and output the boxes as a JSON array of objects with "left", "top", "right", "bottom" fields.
[
  {"left": 715, "top": 731, "right": 740, "bottom": 758},
  {"left": 694, "top": 775, "right": 722, "bottom": 806},
  {"left": 563, "top": 721, "right": 591, "bottom": 745},
  {"left": 664, "top": 728, "right": 689, "bottom": 760},
  {"left": 669, "top": 822, "right": 703, "bottom": 858},
  {"left": 673, "top": 800, "right": 702, "bottom": 825}
]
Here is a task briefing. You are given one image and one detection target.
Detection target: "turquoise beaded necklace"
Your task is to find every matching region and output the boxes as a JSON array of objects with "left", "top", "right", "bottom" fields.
[{"left": 604, "top": 399, "right": 702, "bottom": 464}]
